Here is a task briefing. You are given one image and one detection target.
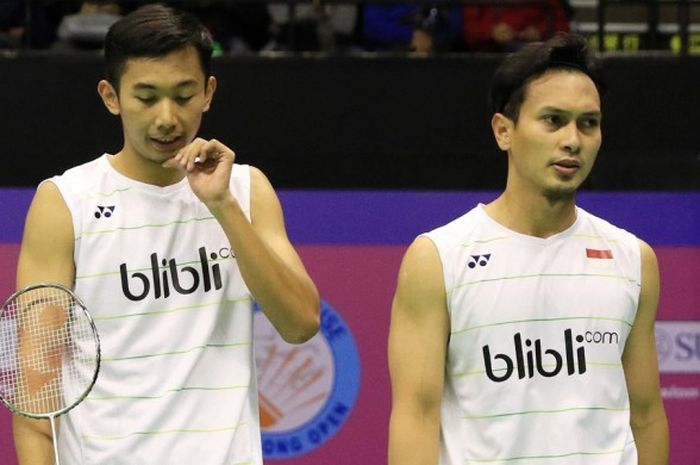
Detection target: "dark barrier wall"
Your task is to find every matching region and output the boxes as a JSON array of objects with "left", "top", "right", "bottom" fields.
[{"left": 1, "top": 53, "right": 699, "bottom": 189}]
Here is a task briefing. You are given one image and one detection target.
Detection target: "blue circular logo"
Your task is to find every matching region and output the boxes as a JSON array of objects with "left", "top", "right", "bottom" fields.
[{"left": 254, "top": 299, "right": 360, "bottom": 459}]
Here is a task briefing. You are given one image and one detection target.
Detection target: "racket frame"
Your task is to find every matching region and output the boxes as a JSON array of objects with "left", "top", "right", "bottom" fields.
[{"left": 0, "top": 282, "right": 101, "bottom": 419}]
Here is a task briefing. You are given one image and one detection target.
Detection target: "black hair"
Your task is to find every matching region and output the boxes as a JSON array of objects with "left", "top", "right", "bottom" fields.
[
  {"left": 104, "top": 3, "right": 213, "bottom": 93},
  {"left": 489, "top": 32, "right": 605, "bottom": 121}
]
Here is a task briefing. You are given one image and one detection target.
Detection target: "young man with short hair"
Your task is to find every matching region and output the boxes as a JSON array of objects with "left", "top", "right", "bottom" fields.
[{"left": 14, "top": 5, "right": 320, "bottom": 464}]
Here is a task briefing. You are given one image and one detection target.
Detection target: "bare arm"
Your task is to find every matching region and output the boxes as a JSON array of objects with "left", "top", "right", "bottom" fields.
[
  {"left": 388, "top": 237, "right": 449, "bottom": 465},
  {"left": 622, "top": 240, "right": 669, "bottom": 465},
  {"left": 13, "top": 181, "right": 75, "bottom": 465},
  {"left": 217, "top": 166, "right": 320, "bottom": 343},
  {"left": 165, "top": 139, "right": 320, "bottom": 343}
]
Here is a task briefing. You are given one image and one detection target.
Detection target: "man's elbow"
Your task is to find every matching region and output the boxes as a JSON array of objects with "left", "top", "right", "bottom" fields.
[
  {"left": 630, "top": 398, "right": 668, "bottom": 430},
  {"left": 281, "top": 302, "right": 321, "bottom": 344}
]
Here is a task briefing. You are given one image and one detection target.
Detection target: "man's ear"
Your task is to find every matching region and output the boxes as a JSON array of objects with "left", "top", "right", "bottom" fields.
[
  {"left": 491, "top": 113, "right": 513, "bottom": 152},
  {"left": 203, "top": 76, "right": 217, "bottom": 113},
  {"left": 97, "top": 80, "right": 121, "bottom": 115}
]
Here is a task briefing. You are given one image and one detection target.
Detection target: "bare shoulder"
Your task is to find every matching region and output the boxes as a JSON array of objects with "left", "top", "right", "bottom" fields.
[
  {"left": 637, "top": 238, "right": 660, "bottom": 300},
  {"left": 246, "top": 165, "right": 281, "bottom": 224},
  {"left": 248, "top": 165, "right": 275, "bottom": 199},
  {"left": 24, "top": 181, "right": 72, "bottom": 235},
  {"left": 391, "top": 235, "right": 449, "bottom": 338},
  {"left": 394, "top": 236, "right": 446, "bottom": 317},
  {"left": 638, "top": 238, "right": 659, "bottom": 269},
  {"left": 399, "top": 236, "right": 443, "bottom": 279},
  {"left": 632, "top": 238, "right": 660, "bottom": 328},
  {"left": 31, "top": 181, "right": 68, "bottom": 209},
  {"left": 17, "top": 181, "right": 74, "bottom": 287}
]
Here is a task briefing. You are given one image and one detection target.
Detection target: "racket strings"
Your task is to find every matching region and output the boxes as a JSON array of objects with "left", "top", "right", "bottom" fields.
[{"left": 0, "top": 286, "right": 99, "bottom": 416}]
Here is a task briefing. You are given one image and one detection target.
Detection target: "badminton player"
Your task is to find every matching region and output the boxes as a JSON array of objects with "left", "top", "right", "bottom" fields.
[
  {"left": 388, "top": 33, "right": 669, "bottom": 465},
  {"left": 13, "top": 4, "right": 320, "bottom": 464}
]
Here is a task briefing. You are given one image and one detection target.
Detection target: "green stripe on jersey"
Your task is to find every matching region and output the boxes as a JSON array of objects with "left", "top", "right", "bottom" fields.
[
  {"left": 93, "top": 296, "right": 252, "bottom": 321},
  {"left": 88, "top": 384, "right": 248, "bottom": 401},
  {"left": 102, "top": 342, "right": 250, "bottom": 362},
  {"left": 464, "top": 439, "right": 635, "bottom": 462},
  {"left": 76, "top": 215, "right": 216, "bottom": 240},
  {"left": 80, "top": 422, "right": 247, "bottom": 441},
  {"left": 572, "top": 233, "right": 620, "bottom": 242},
  {"left": 451, "top": 272, "right": 637, "bottom": 294},
  {"left": 458, "top": 237, "right": 510, "bottom": 247},
  {"left": 76, "top": 256, "right": 230, "bottom": 280},
  {"left": 462, "top": 405, "right": 629, "bottom": 420},
  {"left": 451, "top": 316, "right": 633, "bottom": 337}
]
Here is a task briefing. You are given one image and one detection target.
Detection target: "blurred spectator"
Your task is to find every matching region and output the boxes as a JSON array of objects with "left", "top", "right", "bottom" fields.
[
  {"left": 462, "top": 0, "right": 571, "bottom": 52},
  {"left": 0, "top": 0, "right": 24, "bottom": 49},
  {"left": 362, "top": 4, "right": 414, "bottom": 51},
  {"left": 362, "top": 4, "right": 461, "bottom": 53},
  {"left": 1, "top": 0, "right": 57, "bottom": 49},
  {"left": 188, "top": 2, "right": 272, "bottom": 55},
  {"left": 266, "top": 0, "right": 357, "bottom": 52},
  {"left": 53, "top": 1, "right": 122, "bottom": 51}
]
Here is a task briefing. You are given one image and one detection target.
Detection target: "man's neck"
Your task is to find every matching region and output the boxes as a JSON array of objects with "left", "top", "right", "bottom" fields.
[
  {"left": 109, "top": 150, "right": 186, "bottom": 187},
  {"left": 483, "top": 189, "right": 578, "bottom": 239}
]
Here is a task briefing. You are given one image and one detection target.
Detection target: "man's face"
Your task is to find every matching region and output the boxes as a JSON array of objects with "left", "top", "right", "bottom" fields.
[
  {"left": 109, "top": 46, "right": 214, "bottom": 166},
  {"left": 501, "top": 70, "right": 602, "bottom": 200}
]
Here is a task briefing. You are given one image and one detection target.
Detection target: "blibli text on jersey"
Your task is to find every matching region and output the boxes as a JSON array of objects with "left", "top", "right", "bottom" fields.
[
  {"left": 482, "top": 329, "right": 587, "bottom": 382},
  {"left": 120, "top": 246, "right": 224, "bottom": 300}
]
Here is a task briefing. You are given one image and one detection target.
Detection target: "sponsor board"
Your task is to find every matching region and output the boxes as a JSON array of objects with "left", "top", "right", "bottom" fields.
[{"left": 656, "top": 321, "right": 700, "bottom": 373}]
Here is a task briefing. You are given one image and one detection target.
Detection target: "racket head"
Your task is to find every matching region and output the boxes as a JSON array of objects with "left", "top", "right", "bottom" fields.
[{"left": 0, "top": 283, "right": 101, "bottom": 419}]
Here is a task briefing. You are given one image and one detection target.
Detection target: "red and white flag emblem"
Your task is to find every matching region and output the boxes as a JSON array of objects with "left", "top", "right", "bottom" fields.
[{"left": 586, "top": 248, "right": 614, "bottom": 259}]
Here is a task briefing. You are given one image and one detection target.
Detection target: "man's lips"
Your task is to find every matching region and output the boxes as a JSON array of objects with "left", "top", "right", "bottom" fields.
[
  {"left": 150, "top": 136, "right": 182, "bottom": 151},
  {"left": 551, "top": 159, "right": 581, "bottom": 175}
]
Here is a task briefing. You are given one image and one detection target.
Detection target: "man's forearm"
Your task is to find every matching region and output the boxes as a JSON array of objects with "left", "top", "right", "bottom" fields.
[
  {"left": 13, "top": 416, "right": 54, "bottom": 465},
  {"left": 207, "top": 196, "right": 319, "bottom": 343},
  {"left": 389, "top": 410, "right": 441, "bottom": 465},
  {"left": 633, "top": 407, "right": 669, "bottom": 465}
]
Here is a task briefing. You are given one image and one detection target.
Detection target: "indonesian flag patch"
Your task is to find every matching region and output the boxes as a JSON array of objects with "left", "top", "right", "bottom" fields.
[{"left": 586, "top": 248, "right": 614, "bottom": 259}]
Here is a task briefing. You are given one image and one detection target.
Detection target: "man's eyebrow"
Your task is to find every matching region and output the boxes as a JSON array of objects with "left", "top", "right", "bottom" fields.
[
  {"left": 540, "top": 106, "right": 602, "bottom": 117},
  {"left": 132, "top": 80, "right": 199, "bottom": 91}
]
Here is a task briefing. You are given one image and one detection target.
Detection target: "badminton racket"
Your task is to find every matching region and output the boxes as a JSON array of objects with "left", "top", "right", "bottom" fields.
[{"left": 0, "top": 283, "right": 100, "bottom": 465}]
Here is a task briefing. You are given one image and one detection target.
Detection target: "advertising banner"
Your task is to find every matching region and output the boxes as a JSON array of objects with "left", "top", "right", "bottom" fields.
[{"left": 1, "top": 189, "right": 698, "bottom": 464}]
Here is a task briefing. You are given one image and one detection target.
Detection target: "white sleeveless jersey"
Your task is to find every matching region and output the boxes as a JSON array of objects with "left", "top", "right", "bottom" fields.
[
  {"left": 422, "top": 204, "right": 641, "bottom": 465},
  {"left": 50, "top": 155, "right": 262, "bottom": 465}
]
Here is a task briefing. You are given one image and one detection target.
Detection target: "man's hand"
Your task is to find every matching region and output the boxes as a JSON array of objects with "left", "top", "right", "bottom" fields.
[{"left": 162, "top": 137, "right": 236, "bottom": 207}]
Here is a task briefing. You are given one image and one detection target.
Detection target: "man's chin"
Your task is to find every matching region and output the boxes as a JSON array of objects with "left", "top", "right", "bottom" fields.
[{"left": 543, "top": 182, "right": 579, "bottom": 202}]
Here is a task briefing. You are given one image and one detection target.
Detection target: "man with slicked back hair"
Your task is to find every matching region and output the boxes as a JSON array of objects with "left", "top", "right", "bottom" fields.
[{"left": 388, "top": 32, "right": 668, "bottom": 465}]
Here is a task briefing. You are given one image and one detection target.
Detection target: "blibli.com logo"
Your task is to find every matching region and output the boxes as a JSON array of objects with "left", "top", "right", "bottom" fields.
[
  {"left": 119, "top": 246, "right": 232, "bottom": 301},
  {"left": 482, "top": 329, "right": 618, "bottom": 382},
  {"left": 254, "top": 300, "right": 360, "bottom": 459}
]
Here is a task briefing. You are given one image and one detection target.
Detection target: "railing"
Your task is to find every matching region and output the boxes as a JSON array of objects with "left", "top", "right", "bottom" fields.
[{"left": 593, "top": 0, "right": 698, "bottom": 54}]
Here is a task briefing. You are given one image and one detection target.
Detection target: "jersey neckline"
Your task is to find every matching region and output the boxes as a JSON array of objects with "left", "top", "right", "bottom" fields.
[
  {"left": 476, "top": 203, "right": 584, "bottom": 246},
  {"left": 100, "top": 153, "right": 190, "bottom": 194}
]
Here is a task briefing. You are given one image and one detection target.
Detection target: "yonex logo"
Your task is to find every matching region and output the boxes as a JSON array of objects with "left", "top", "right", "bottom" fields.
[
  {"left": 94, "top": 205, "right": 115, "bottom": 219},
  {"left": 468, "top": 254, "right": 491, "bottom": 269}
]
